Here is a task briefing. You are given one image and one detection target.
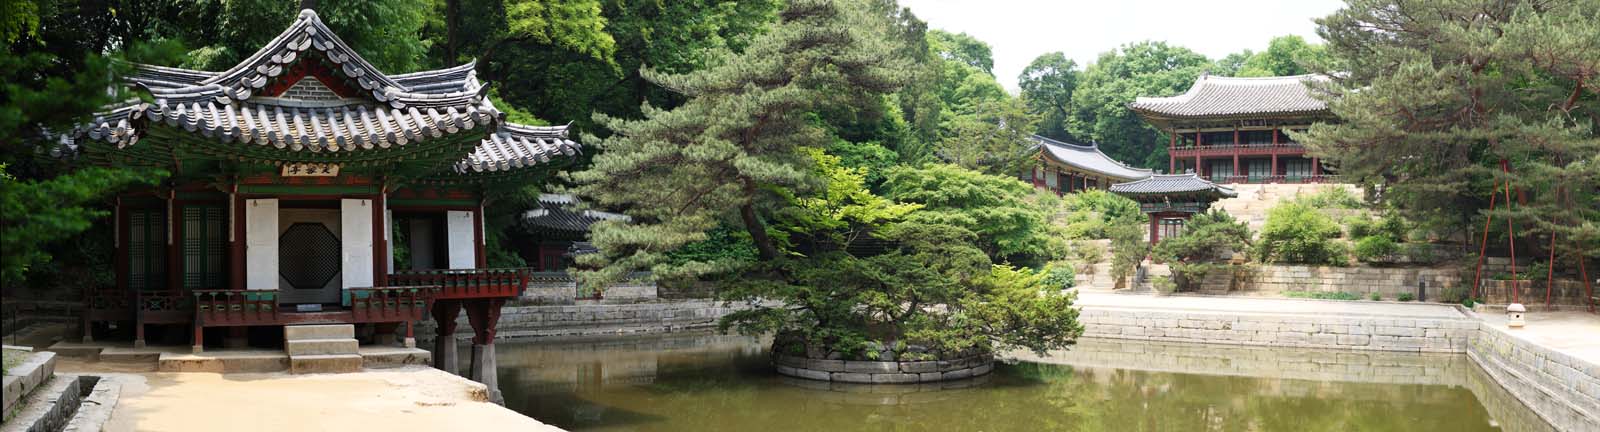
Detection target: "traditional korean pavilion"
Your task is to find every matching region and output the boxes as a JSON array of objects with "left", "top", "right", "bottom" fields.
[
  {"left": 1025, "top": 135, "right": 1154, "bottom": 194},
  {"left": 1108, "top": 174, "right": 1237, "bottom": 244},
  {"left": 72, "top": 9, "right": 574, "bottom": 396},
  {"left": 1129, "top": 74, "right": 1335, "bottom": 183},
  {"left": 517, "top": 193, "right": 625, "bottom": 271}
]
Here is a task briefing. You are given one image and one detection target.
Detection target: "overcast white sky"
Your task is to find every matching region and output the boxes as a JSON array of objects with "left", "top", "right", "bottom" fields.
[{"left": 896, "top": 0, "right": 1345, "bottom": 92}]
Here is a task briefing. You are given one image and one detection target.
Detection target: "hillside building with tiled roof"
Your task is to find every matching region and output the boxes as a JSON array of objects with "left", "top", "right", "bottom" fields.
[
  {"left": 1130, "top": 73, "right": 1336, "bottom": 184},
  {"left": 1024, "top": 135, "right": 1153, "bottom": 194}
]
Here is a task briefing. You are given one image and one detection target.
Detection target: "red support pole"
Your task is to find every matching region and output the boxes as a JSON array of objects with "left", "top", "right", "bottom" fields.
[
  {"left": 1471, "top": 179, "right": 1499, "bottom": 301},
  {"left": 1580, "top": 255, "right": 1594, "bottom": 313}
]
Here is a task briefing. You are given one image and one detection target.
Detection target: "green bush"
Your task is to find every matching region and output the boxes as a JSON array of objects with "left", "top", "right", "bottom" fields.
[
  {"left": 1152, "top": 210, "right": 1251, "bottom": 292},
  {"left": 1353, "top": 235, "right": 1399, "bottom": 262},
  {"left": 1368, "top": 292, "right": 1381, "bottom": 301},
  {"left": 1041, "top": 262, "right": 1076, "bottom": 289},
  {"left": 1283, "top": 290, "right": 1361, "bottom": 300},
  {"left": 1297, "top": 187, "right": 1362, "bottom": 209},
  {"left": 1107, "top": 223, "right": 1147, "bottom": 288},
  {"left": 1255, "top": 202, "right": 1350, "bottom": 265},
  {"left": 1397, "top": 293, "right": 1415, "bottom": 302},
  {"left": 1344, "top": 216, "right": 1381, "bottom": 239},
  {"left": 1053, "top": 189, "right": 1143, "bottom": 240}
]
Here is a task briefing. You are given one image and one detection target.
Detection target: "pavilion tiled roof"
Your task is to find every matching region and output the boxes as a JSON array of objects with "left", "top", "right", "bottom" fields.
[
  {"left": 1031, "top": 135, "right": 1153, "bottom": 181},
  {"left": 1129, "top": 74, "right": 1331, "bottom": 120},
  {"left": 77, "top": 9, "right": 578, "bottom": 179},
  {"left": 1108, "top": 173, "right": 1237, "bottom": 197},
  {"left": 521, "top": 194, "right": 627, "bottom": 234}
]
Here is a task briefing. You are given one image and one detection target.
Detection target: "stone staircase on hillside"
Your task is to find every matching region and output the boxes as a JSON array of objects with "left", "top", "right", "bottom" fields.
[
  {"left": 1213, "top": 183, "right": 1360, "bottom": 232},
  {"left": 1127, "top": 262, "right": 1169, "bottom": 294},
  {"left": 285, "top": 324, "right": 362, "bottom": 374}
]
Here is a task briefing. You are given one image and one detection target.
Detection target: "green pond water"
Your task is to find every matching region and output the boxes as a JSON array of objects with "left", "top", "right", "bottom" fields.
[{"left": 489, "top": 332, "right": 1543, "bottom": 432}]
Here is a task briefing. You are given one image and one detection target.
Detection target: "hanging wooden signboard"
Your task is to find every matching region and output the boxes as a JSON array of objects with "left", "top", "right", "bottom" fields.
[{"left": 281, "top": 163, "right": 340, "bottom": 177}]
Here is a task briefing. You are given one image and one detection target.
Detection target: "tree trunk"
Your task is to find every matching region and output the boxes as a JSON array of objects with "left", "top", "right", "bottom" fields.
[
  {"left": 741, "top": 202, "right": 779, "bottom": 261},
  {"left": 445, "top": 0, "right": 460, "bottom": 63}
]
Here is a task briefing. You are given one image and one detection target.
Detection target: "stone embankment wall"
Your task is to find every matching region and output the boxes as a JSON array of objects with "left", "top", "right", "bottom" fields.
[
  {"left": 1022, "top": 338, "right": 1471, "bottom": 387},
  {"left": 1469, "top": 323, "right": 1600, "bottom": 431},
  {"left": 1477, "top": 280, "right": 1596, "bottom": 308},
  {"left": 1077, "top": 306, "right": 1476, "bottom": 353},
  {"left": 420, "top": 300, "right": 756, "bottom": 341},
  {"left": 773, "top": 354, "right": 993, "bottom": 384},
  {"left": 522, "top": 274, "right": 658, "bottom": 305},
  {"left": 1078, "top": 304, "right": 1597, "bottom": 430},
  {"left": 1199, "top": 264, "right": 1462, "bottom": 300}
]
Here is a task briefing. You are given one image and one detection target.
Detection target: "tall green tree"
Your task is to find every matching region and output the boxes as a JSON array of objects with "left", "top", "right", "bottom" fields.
[
  {"left": 185, "top": 0, "right": 431, "bottom": 73},
  {"left": 571, "top": 0, "right": 908, "bottom": 282},
  {"left": 927, "top": 29, "right": 992, "bottom": 74},
  {"left": 1233, "top": 35, "right": 1333, "bottom": 77},
  {"left": 1069, "top": 41, "right": 1210, "bottom": 169},
  {"left": 1019, "top": 52, "right": 1080, "bottom": 142},
  {"left": 1304, "top": 0, "right": 1600, "bottom": 262}
]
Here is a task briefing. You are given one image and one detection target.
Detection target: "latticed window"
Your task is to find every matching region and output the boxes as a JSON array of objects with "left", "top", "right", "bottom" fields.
[
  {"left": 182, "top": 206, "right": 227, "bottom": 290},
  {"left": 128, "top": 209, "right": 167, "bottom": 290},
  {"left": 1248, "top": 159, "right": 1272, "bottom": 180},
  {"left": 1160, "top": 218, "right": 1185, "bottom": 240},
  {"left": 1284, "top": 159, "right": 1314, "bottom": 180}
]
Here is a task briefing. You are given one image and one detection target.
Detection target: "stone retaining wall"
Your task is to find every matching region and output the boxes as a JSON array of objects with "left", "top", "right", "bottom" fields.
[
  {"left": 773, "top": 353, "right": 993, "bottom": 384},
  {"left": 1077, "top": 307, "right": 1476, "bottom": 353},
  {"left": 1021, "top": 337, "right": 1472, "bottom": 387},
  {"left": 1468, "top": 323, "right": 1600, "bottom": 431},
  {"left": 521, "top": 277, "right": 659, "bottom": 305},
  {"left": 1477, "top": 280, "right": 1595, "bottom": 308},
  {"left": 421, "top": 300, "right": 758, "bottom": 341},
  {"left": 1201, "top": 264, "right": 1461, "bottom": 300}
]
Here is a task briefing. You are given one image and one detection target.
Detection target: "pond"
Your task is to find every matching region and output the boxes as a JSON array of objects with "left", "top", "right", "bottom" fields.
[{"left": 488, "top": 331, "right": 1546, "bottom": 432}]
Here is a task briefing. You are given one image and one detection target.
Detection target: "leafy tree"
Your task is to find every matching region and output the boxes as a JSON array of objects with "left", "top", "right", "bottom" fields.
[
  {"left": 1019, "top": 52, "right": 1080, "bottom": 142},
  {"left": 572, "top": 0, "right": 909, "bottom": 283},
  {"left": 184, "top": 0, "right": 431, "bottom": 72},
  {"left": 881, "top": 164, "right": 1051, "bottom": 262},
  {"left": 1050, "top": 189, "right": 1143, "bottom": 239},
  {"left": 936, "top": 96, "right": 1037, "bottom": 175},
  {"left": 927, "top": 29, "right": 992, "bottom": 74},
  {"left": 1233, "top": 35, "right": 1333, "bottom": 77},
  {"left": 1304, "top": 0, "right": 1600, "bottom": 264},
  {"left": 1106, "top": 222, "right": 1147, "bottom": 288},
  {"left": 1069, "top": 41, "right": 1210, "bottom": 169},
  {"left": 1152, "top": 211, "right": 1251, "bottom": 292},
  {"left": 1211, "top": 50, "right": 1253, "bottom": 77}
]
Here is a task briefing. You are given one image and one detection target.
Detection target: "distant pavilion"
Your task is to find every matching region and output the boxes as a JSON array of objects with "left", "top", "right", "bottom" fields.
[
  {"left": 1025, "top": 135, "right": 1153, "bottom": 194},
  {"left": 1108, "top": 174, "right": 1237, "bottom": 244},
  {"left": 1129, "top": 74, "right": 1335, "bottom": 184}
]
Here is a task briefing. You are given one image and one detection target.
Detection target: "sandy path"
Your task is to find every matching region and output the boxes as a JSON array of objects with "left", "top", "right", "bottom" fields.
[{"left": 95, "top": 366, "right": 563, "bottom": 432}]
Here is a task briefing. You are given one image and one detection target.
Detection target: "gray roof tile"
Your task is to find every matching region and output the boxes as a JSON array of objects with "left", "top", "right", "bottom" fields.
[
  {"left": 1129, "top": 74, "right": 1331, "bottom": 119},
  {"left": 1032, "top": 135, "right": 1153, "bottom": 181},
  {"left": 1108, "top": 173, "right": 1237, "bottom": 197}
]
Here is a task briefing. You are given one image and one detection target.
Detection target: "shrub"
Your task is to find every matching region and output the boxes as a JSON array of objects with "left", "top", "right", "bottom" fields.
[
  {"left": 1069, "top": 240, "right": 1106, "bottom": 271},
  {"left": 1152, "top": 276, "right": 1176, "bottom": 295},
  {"left": 1283, "top": 290, "right": 1361, "bottom": 300},
  {"left": 1052, "top": 189, "right": 1143, "bottom": 240},
  {"left": 1353, "top": 236, "right": 1399, "bottom": 262},
  {"left": 1152, "top": 210, "right": 1251, "bottom": 292},
  {"left": 1041, "top": 262, "right": 1076, "bottom": 289},
  {"left": 1297, "top": 187, "right": 1362, "bottom": 209},
  {"left": 1397, "top": 292, "right": 1416, "bottom": 302},
  {"left": 1255, "top": 202, "right": 1350, "bottom": 265},
  {"left": 1368, "top": 292, "right": 1381, "bottom": 301},
  {"left": 1107, "top": 223, "right": 1147, "bottom": 288}
]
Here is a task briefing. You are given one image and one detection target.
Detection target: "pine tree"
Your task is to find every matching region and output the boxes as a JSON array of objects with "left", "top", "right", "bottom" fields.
[
  {"left": 571, "top": 0, "right": 908, "bottom": 284},
  {"left": 1305, "top": 0, "right": 1600, "bottom": 264}
]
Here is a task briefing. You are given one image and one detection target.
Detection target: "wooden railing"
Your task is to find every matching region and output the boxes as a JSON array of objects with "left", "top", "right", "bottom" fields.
[
  {"left": 348, "top": 286, "right": 438, "bottom": 322},
  {"left": 193, "top": 289, "right": 279, "bottom": 326},
  {"left": 1210, "top": 174, "right": 1340, "bottom": 184},
  {"left": 388, "top": 268, "right": 531, "bottom": 300}
]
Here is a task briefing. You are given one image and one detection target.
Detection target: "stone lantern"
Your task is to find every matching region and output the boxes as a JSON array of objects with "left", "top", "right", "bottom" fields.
[{"left": 1506, "top": 303, "right": 1526, "bottom": 328}]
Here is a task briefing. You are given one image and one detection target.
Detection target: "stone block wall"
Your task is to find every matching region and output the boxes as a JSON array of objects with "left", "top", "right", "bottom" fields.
[
  {"left": 1020, "top": 338, "right": 1472, "bottom": 387},
  {"left": 773, "top": 353, "right": 993, "bottom": 384},
  {"left": 1201, "top": 264, "right": 1462, "bottom": 300},
  {"left": 519, "top": 273, "right": 659, "bottom": 305},
  {"left": 1468, "top": 323, "right": 1600, "bottom": 431},
  {"left": 420, "top": 300, "right": 760, "bottom": 341},
  {"left": 1077, "top": 307, "right": 1476, "bottom": 353},
  {"left": 1477, "top": 280, "right": 1595, "bottom": 307}
]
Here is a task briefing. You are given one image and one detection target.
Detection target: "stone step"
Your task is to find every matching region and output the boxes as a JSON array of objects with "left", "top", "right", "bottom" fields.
[
  {"left": 289, "top": 354, "right": 363, "bottom": 374},
  {"left": 358, "top": 347, "right": 432, "bottom": 369},
  {"left": 284, "top": 324, "right": 354, "bottom": 341},
  {"left": 285, "top": 338, "right": 359, "bottom": 356}
]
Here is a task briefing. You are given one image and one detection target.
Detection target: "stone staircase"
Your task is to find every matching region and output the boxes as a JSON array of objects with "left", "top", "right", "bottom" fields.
[
  {"left": 1127, "top": 262, "right": 1169, "bottom": 294},
  {"left": 285, "top": 324, "right": 362, "bottom": 374}
]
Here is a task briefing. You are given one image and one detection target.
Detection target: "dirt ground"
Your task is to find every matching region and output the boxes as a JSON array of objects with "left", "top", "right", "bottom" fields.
[{"left": 77, "top": 366, "right": 562, "bottom": 432}]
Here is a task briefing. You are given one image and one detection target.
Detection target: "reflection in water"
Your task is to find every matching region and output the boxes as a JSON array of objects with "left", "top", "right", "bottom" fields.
[{"left": 492, "top": 332, "right": 1537, "bottom": 432}]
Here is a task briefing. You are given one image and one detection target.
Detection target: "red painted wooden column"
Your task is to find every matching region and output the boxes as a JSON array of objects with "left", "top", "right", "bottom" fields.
[
  {"left": 1312, "top": 157, "right": 1322, "bottom": 177},
  {"left": 1233, "top": 126, "right": 1242, "bottom": 178},
  {"left": 373, "top": 190, "right": 388, "bottom": 287},
  {"left": 1149, "top": 214, "right": 1160, "bottom": 245},
  {"left": 1271, "top": 128, "right": 1280, "bottom": 179},
  {"left": 115, "top": 197, "right": 127, "bottom": 295}
]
